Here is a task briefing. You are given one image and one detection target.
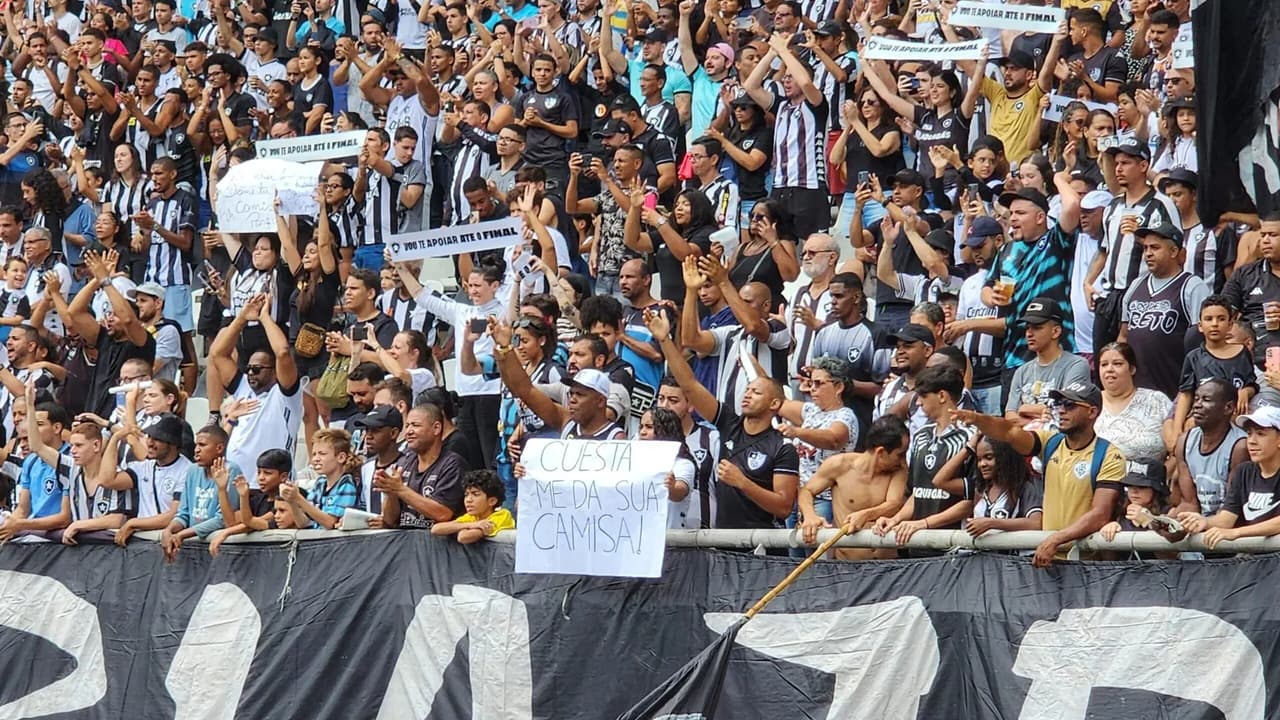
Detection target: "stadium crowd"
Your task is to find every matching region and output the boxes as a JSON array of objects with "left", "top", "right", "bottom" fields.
[{"left": 0, "top": 0, "right": 1272, "bottom": 566}]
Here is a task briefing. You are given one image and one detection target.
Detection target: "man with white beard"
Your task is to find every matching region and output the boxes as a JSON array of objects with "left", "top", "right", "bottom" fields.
[{"left": 785, "top": 233, "right": 838, "bottom": 398}]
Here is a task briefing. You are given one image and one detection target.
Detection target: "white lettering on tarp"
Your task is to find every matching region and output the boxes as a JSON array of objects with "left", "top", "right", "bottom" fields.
[
  {"left": 0, "top": 571, "right": 107, "bottom": 717},
  {"left": 387, "top": 216, "right": 526, "bottom": 262},
  {"left": 705, "top": 597, "right": 939, "bottom": 719},
  {"left": 255, "top": 130, "right": 365, "bottom": 163},
  {"left": 863, "top": 36, "right": 989, "bottom": 61},
  {"left": 948, "top": 1, "right": 1063, "bottom": 34},
  {"left": 1012, "top": 607, "right": 1264, "bottom": 719},
  {"left": 376, "top": 585, "right": 533, "bottom": 720},
  {"left": 516, "top": 439, "right": 677, "bottom": 578},
  {"left": 1172, "top": 25, "right": 1194, "bottom": 70},
  {"left": 1042, "top": 94, "right": 1118, "bottom": 123},
  {"left": 166, "top": 583, "right": 261, "bottom": 720}
]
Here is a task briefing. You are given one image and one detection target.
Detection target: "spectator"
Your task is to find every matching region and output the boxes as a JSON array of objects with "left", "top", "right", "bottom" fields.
[
  {"left": 785, "top": 233, "right": 838, "bottom": 396},
  {"left": 654, "top": 377, "right": 719, "bottom": 529},
  {"left": 282, "top": 428, "right": 359, "bottom": 529},
  {"left": 1222, "top": 215, "right": 1280, "bottom": 363},
  {"left": 379, "top": 402, "right": 467, "bottom": 528},
  {"left": 776, "top": 356, "right": 857, "bottom": 532},
  {"left": 875, "top": 323, "right": 934, "bottom": 435},
  {"left": 958, "top": 381, "right": 1125, "bottom": 567},
  {"left": 1098, "top": 458, "right": 1186, "bottom": 559},
  {"left": 1174, "top": 379, "right": 1248, "bottom": 516},
  {"left": 1004, "top": 296, "right": 1092, "bottom": 426},
  {"left": 1119, "top": 222, "right": 1208, "bottom": 397},
  {"left": 160, "top": 428, "right": 238, "bottom": 560},
  {"left": 810, "top": 271, "right": 879, "bottom": 442},
  {"left": 931, "top": 433, "right": 1043, "bottom": 537},
  {"left": 1095, "top": 342, "right": 1173, "bottom": 463},
  {"left": 354, "top": 405, "right": 405, "bottom": 513},
  {"left": 637, "top": 406, "right": 699, "bottom": 530},
  {"left": 829, "top": 87, "right": 903, "bottom": 244},
  {"left": 623, "top": 187, "right": 716, "bottom": 304},
  {"left": 706, "top": 93, "right": 771, "bottom": 229},
  {"left": 1064, "top": 8, "right": 1126, "bottom": 102},
  {"left": 208, "top": 448, "right": 295, "bottom": 554},
  {"left": 648, "top": 307, "right": 798, "bottom": 535},
  {"left": 430, "top": 469, "right": 515, "bottom": 543},
  {"left": 0, "top": 398, "right": 70, "bottom": 541},
  {"left": 728, "top": 198, "right": 799, "bottom": 311},
  {"left": 946, "top": 216, "right": 1006, "bottom": 415},
  {"left": 1174, "top": 296, "right": 1256, "bottom": 430},
  {"left": 112, "top": 412, "right": 194, "bottom": 544},
  {"left": 513, "top": 53, "right": 580, "bottom": 191},
  {"left": 1179, "top": 407, "right": 1280, "bottom": 548}
]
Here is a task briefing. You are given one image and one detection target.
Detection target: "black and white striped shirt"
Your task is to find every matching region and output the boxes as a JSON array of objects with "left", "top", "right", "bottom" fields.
[
  {"left": 785, "top": 283, "right": 834, "bottom": 380},
  {"left": 449, "top": 130, "right": 497, "bottom": 225},
  {"left": 1100, "top": 187, "right": 1180, "bottom": 293},
  {"left": 378, "top": 288, "right": 435, "bottom": 341},
  {"left": 125, "top": 98, "right": 165, "bottom": 167},
  {"left": 701, "top": 175, "right": 740, "bottom": 235},
  {"left": 101, "top": 176, "right": 153, "bottom": 241},
  {"left": 807, "top": 50, "right": 858, "bottom": 129},
  {"left": 326, "top": 197, "right": 364, "bottom": 250},
  {"left": 770, "top": 94, "right": 829, "bottom": 190},
  {"left": 145, "top": 188, "right": 197, "bottom": 286}
]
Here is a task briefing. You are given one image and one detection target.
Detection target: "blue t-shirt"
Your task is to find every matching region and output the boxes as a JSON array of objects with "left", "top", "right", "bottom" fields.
[
  {"left": 483, "top": 2, "right": 537, "bottom": 30},
  {"left": 688, "top": 66, "right": 723, "bottom": 145},
  {"left": 175, "top": 462, "right": 243, "bottom": 537},
  {"left": 628, "top": 51, "right": 691, "bottom": 105},
  {"left": 19, "top": 452, "right": 65, "bottom": 518}
]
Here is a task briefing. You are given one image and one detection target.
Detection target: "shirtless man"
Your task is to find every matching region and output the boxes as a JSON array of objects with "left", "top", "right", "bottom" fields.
[{"left": 797, "top": 416, "right": 911, "bottom": 560}]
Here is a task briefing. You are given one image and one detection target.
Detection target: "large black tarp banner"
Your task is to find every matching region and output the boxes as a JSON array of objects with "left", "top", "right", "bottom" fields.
[
  {"left": 1194, "top": 0, "right": 1280, "bottom": 224},
  {"left": 0, "top": 533, "right": 1275, "bottom": 719}
]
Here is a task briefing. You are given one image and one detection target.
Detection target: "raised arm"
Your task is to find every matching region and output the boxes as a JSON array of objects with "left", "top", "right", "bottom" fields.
[
  {"left": 259, "top": 294, "right": 298, "bottom": 389},
  {"left": 490, "top": 317, "right": 569, "bottom": 428},
  {"left": 648, "top": 306, "right": 719, "bottom": 421},
  {"left": 701, "top": 255, "right": 770, "bottom": 342},
  {"left": 679, "top": 256, "right": 716, "bottom": 356},
  {"left": 769, "top": 35, "right": 822, "bottom": 106},
  {"left": 953, "top": 409, "right": 1037, "bottom": 456}
]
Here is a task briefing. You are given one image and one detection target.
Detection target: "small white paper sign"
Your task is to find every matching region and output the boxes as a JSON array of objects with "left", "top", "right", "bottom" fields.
[
  {"left": 215, "top": 159, "right": 324, "bottom": 232},
  {"left": 516, "top": 439, "right": 677, "bottom": 578}
]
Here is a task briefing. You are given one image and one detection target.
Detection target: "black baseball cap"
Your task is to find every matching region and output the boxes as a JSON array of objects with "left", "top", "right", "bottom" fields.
[
  {"left": 642, "top": 28, "right": 669, "bottom": 44},
  {"left": 888, "top": 323, "right": 935, "bottom": 346},
  {"left": 965, "top": 216, "right": 1003, "bottom": 246},
  {"left": 609, "top": 94, "right": 641, "bottom": 114},
  {"left": 924, "top": 228, "right": 953, "bottom": 254},
  {"left": 143, "top": 413, "right": 185, "bottom": 447},
  {"left": 999, "top": 49, "right": 1036, "bottom": 70},
  {"left": 591, "top": 118, "right": 631, "bottom": 138},
  {"left": 1135, "top": 221, "right": 1184, "bottom": 248},
  {"left": 892, "top": 169, "right": 927, "bottom": 188},
  {"left": 1019, "top": 295, "right": 1064, "bottom": 325},
  {"left": 1104, "top": 138, "right": 1151, "bottom": 161},
  {"left": 354, "top": 404, "right": 403, "bottom": 430},
  {"left": 1163, "top": 95, "right": 1196, "bottom": 113},
  {"left": 1157, "top": 167, "right": 1198, "bottom": 192},
  {"left": 998, "top": 187, "right": 1050, "bottom": 213},
  {"left": 1048, "top": 381, "right": 1103, "bottom": 409},
  {"left": 814, "top": 19, "right": 843, "bottom": 36},
  {"left": 729, "top": 92, "right": 758, "bottom": 107},
  {"left": 1122, "top": 457, "right": 1168, "bottom": 492}
]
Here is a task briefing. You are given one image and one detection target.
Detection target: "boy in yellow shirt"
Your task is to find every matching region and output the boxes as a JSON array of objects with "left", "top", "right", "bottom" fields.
[{"left": 431, "top": 470, "right": 515, "bottom": 544}]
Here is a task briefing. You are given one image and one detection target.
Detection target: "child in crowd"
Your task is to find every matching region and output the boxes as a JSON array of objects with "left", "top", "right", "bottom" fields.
[
  {"left": 931, "top": 433, "right": 1044, "bottom": 536},
  {"left": 282, "top": 428, "right": 360, "bottom": 529},
  {"left": 161, "top": 426, "right": 239, "bottom": 561},
  {"left": 1099, "top": 459, "right": 1187, "bottom": 559},
  {"left": 431, "top": 470, "right": 514, "bottom": 544},
  {"left": 0, "top": 257, "right": 31, "bottom": 341},
  {"left": 208, "top": 448, "right": 292, "bottom": 556},
  {"left": 1175, "top": 295, "right": 1257, "bottom": 430}
]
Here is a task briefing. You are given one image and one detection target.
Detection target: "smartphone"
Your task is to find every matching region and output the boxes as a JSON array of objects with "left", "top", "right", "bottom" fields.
[
  {"left": 857, "top": 170, "right": 870, "bottom": 187},
  {"left": 734, "top": 15, "right": 751, "bottom": 29},
  {"left": 443, "top": 101, "right": 455, "bottom": 113},
  {"left": 968, "top": 182, "right": 981, "bottom": 200},
  {"left": 469, "top": 317, "right": 488, "bottom": 334},
  {"left": 643, "top": 191, "right": 658, "bottom": 211},
  {"left": 910, "top": 77, "right": 921, "bottom": 91},
  {"left": 1268, "top": 347, "right": 1280, "bottom": 373}
]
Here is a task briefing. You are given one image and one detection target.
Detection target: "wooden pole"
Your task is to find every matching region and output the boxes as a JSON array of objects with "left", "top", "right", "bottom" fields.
[{"left": 744, "top": 527, "right": 848, "bottom": 619}]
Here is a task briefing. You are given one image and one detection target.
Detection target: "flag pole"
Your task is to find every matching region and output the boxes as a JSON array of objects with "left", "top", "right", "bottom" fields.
[{"left": 744, "top": 527, "right": 848, "bottom": 619}]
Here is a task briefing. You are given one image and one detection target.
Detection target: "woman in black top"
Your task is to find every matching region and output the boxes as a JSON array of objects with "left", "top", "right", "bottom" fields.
[
  {"left": 864, "top": 60, "right": 981, "bottom": 173},
  {"left": 623, "top": 188, "right": 718, "bottom": 304},
  {"left": 290, "top": 195, "right": 340, "bottom": 448},
  {"left": 711, "top": 95, "right": 772, "bottom": 216},
  {"left": 93, "top": 209, "right": 147, "bottom": 283},
  {"left": 294, "top": 46, "right": 335, "bottom": 134},
  {"left": 21, "top": 169, "right": 66, "bottom": 256},
  {"left": 729, "top": 198, "right": 799, "bottom": 312},
  {"left": 830, "top": 87, "right": 905, "bottom": 237}
]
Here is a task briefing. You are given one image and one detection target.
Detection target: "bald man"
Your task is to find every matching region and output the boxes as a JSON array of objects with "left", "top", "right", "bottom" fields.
[{"left": 680, "top": 255, "right": 792, "bottom": 409}]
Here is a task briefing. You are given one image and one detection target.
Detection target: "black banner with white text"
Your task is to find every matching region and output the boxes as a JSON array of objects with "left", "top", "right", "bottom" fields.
[{"left": 0, "top": 534, "right": 1275, "bottom": 718}]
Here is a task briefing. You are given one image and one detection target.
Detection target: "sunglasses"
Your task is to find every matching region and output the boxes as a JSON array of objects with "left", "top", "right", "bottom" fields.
[
  {"left": 245, "top": 364, "right": 272, "bottom": 374},
  {"left": 802, "top": 249, "right": 835, "bottom": 258}
]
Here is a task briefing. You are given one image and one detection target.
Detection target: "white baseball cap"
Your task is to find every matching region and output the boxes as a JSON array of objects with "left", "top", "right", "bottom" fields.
[
  {"left": 566, "top": 368, "right": 611, "bottom": 398},
  {"left": 1236, "top": 406, "right": 1280, "bottom": 431}
]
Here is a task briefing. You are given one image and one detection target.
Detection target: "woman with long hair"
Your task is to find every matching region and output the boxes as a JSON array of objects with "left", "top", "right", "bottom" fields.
[
  {"left": 92, "top": 208, "right": 146, "bottom": 283},
  {"left": 831, "top": 86, "right": 904, "bottom": 238},
  {"left": 93, "top": 144, "right": 151, "bottom": 243},
  {"left": 864, "top": 60, "right": 981, "bottom": 172},
  {"left": 932, "top": 434, "right": 1043, "bottom": 536},
  {"left": 728, "top": 198, "right": 800, "bottom": 311},
  {"left": 623, "top": 187, "right": 720, "bottom": 304},
  {"left": 1152, "top": 98, "right": 1197, "bottom": 174},
  {"left": 1095, "top": 342, "right": 1175, "bottom": 461},
  {"left": 1046, "top": 100, "right": 1088, "bottom": 167},
  {"left": 21, "top": 168, "right": 67, "bottom": 252},
  {"left": 638, "top": 406, "right": 700, "bottom": 530},
  {"left": 293, "top": 46, "right": 334, "bottom": 134}
]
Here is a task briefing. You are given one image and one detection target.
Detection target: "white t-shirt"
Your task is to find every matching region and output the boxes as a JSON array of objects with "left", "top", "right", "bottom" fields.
[
  {"left": 226, "top": 375, "right": 303, "bottom": 487},
  {"left": 666, "top": 456, "right": 699, "bottom": 530},
  {"left": 125, "top": 455, "right": 193, "bottom": 518}
]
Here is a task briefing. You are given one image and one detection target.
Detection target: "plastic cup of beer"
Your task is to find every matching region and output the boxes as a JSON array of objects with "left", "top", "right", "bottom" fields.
[
  {"left": 1267, "top": 301, "right": 1280, "bottom": 331},
  {"left": 997, "top": 275, "right": 1016, "bottom": 304}
]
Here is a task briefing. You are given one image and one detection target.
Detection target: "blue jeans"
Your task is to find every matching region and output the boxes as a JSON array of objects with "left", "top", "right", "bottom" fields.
[
  {"left": 164, "top": 284, "right": 194, "bottom": 332},
  {"left": 970, "top": 385, "right": 1004, "bottom": 416},
  {"left": 595, "top": 271, "right": 622, "bottom": 300},
  {"left": 786, "top": 497, "right": 834, "bottom": 558},
  {"left": 354, "top": 244, "right": 385, "bottom": 272}
]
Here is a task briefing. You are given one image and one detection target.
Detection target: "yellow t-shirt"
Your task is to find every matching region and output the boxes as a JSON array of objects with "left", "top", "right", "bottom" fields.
[
  {"left": 457, "top": 508, "right": 516, "bottom": 536},
  {"left": 1036, "top": 430, "right": 1126, "bottom": 532},
  {"left": 980, "top": 77, "right": 1046, "bottom": 164}
]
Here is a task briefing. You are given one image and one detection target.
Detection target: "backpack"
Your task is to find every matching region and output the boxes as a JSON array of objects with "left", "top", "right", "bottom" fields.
[{"left": 1042, "top": 433, "right": 1112, "bottom": 490}]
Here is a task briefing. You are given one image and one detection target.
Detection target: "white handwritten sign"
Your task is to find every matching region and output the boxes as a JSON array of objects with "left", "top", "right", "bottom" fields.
[
  {"left": 1041, "top": 94, "right": 1117, "bottom": 123},
  {"left": 515, "top": 439, "right": 678, "bottom": 578},
  {"left": 1172, "top": 24, "right": 1194, "bottom": 70},
  {"left": 388, "top": 216, "right": 525, "bottom": 261},
  {"left": 215, "top": 159, "right": 324, "bottom": 233},
  {"left": 255, "top": 130, "right": 365, "bottom": 162},
  {"left": 948, "top": 1, "right": 1063, "bottom": 34},
  {"left": 862, "top": 37, "right": 989, "bottom": 62}
]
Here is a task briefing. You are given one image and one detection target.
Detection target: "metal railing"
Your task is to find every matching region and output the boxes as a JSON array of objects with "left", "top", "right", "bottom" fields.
[{"left": 120, "top": 528, "right": 1280, "bottom": 555}]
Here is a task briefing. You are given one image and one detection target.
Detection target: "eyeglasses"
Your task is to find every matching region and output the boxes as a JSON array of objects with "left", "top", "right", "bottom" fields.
[
  {"left": 245, "top": 364, "right": 271, "bottom": 374},
  {"left": 1050, "top": 399, "right": 1085, "bottom": 410},
  {"left": 808, "top": 378, "right": 834, "bottom": 388},
  {"left": 801, "top": 249, "right": 834, "bottom": 258},
  {"left": 207, "top": 69, "right": 225, "bottom": 77},
  {"left": 119, "top": 374, "right": 147, "bottom": 384},
  {"left": 860, "top": 98, "right": 879, "bottom": 106}
]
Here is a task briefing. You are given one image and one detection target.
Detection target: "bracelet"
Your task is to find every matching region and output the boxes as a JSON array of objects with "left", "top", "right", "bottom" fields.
[
  {"left": 495, "top": 344, "right": 512, "bottom": 355},
  {"left": 923, "top": 518, "right": 930, "bottom": 528}
]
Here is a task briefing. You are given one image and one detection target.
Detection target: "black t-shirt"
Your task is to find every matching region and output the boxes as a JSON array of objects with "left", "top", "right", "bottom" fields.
[
  {"left": 513, "top": 80, "right": 580, "bottom": 165},
  {"left": 846, "top": 122, "right": 906, "bottom": 188},
  {"left": 601, "top": 355, "right": 635, "bottom": 394},
  {"left": 221, "top": 90, "right": 257, "bottom": 131},
  {"left": 443, "top": 428, "right": 484, "bottom": 471},
  {"left": 88, "top": 330, "right": 157, "bottom": 417},
  {"left": 79, "top": 108, "right": 119, "bottom": 170},
  {"left": 912, "top": 106, "right": 969, "bottom": 172},
  {"left": 711, "top": 403, "right": 799, "bottom": 529},
  {"left": 1223, "top": 462, "right": 1280, "bottom": 526},
  {"left": 394, "top": 449, "right": 466, "bottom": 528},
  {"left": 906, "top": 421, "right": 974, "bottom": 525},
  {"left": 655, "top": 223, "right": 713, "bottom": 303},
  {"left": 726, "top": 122, "right": 773, "bottom": 201},
  {"left": 1011, "top": 32, "right": 1053, "bottom": 70},
  {"left": 1071, "top": 46, "right": 1127, "bottom": 88},
  {"left": 1179, "top": 346, "right": 1258, "bottom": 395},
  {"left": 293, "top": 75, "right": 335, "bottom": 118},
  {"left": 289, "top": 267, "right": 340, "bottom": 337}
]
